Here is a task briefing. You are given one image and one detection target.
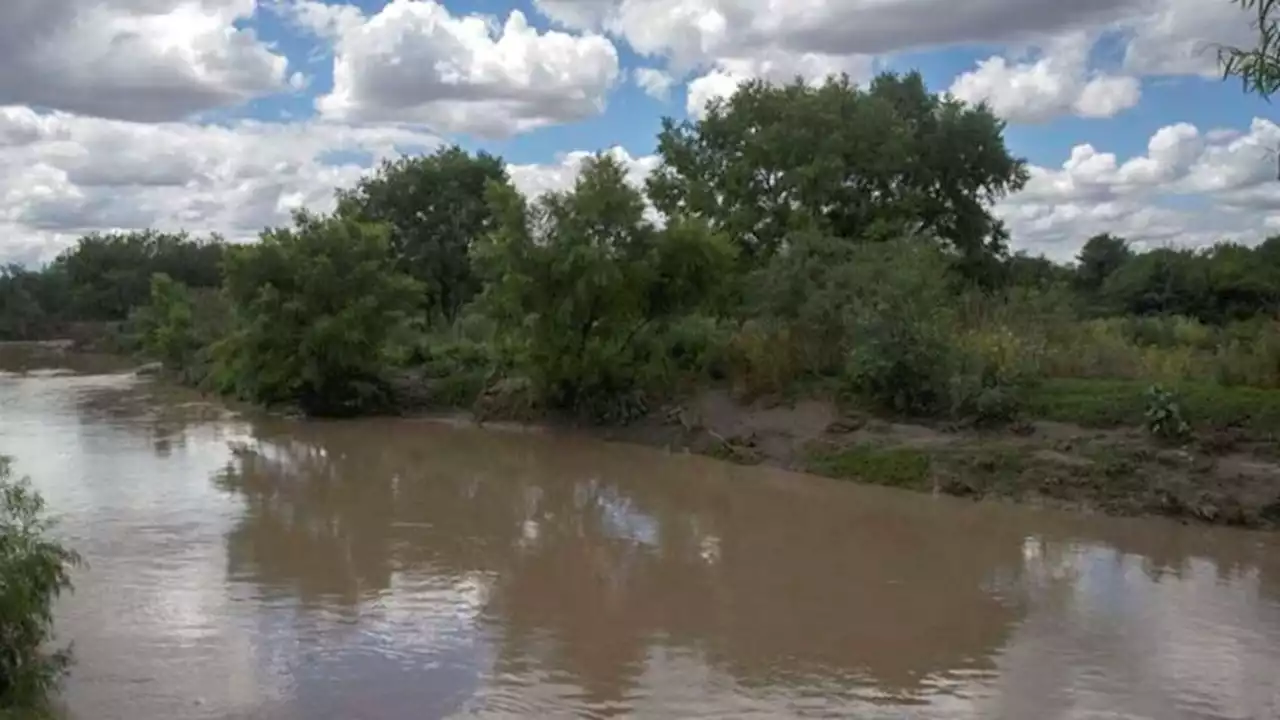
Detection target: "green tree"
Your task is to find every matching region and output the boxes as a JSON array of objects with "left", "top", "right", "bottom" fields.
[
  {"left": 1075, "top": 233, "right": 1134, "bottom": 292},
  {"left": 52, "top": 231, "right": 224, "bottom": 322},
  {"left": 476, "top": 154, "right": 735, "bottom": 420},
  {"left": 213, "top": 211, "right": 423, "bottom": 416},
  {"left": 646, "top": 71, "right": 1028, "bottom": 280},
  {"left": 0, "top": 266, "right": 49, "bottom": 341},
  {"left": 133, "top": 274, "right": 232, "bottom": 384},
  {"left": 336, "top": 146, "right": 510, "bottom": 324},
  {"left": 1005, "top": 251, "right": 1073, "bottom": 290},
  {"left": 1102, "top": 248, "right": 1211, "bottom": 318},
  {"left": 1218, "top": 0, "right": 1280, "bottom": 98},
  {"left": 0, "top": 457, "right": 81, "bottom": 717}
]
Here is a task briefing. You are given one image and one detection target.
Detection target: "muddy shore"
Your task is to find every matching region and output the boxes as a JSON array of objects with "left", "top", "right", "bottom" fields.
[
  {"left": 14, "top": 339, "right": 1278, "bottom": 531},
  {"left": 582, "top": 389, "right": 1280, "bottom": 530}
]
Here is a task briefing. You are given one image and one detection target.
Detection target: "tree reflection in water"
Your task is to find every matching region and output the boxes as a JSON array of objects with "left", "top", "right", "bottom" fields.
[{"left": 212, "top": 418, "right": 1041, "bottom": 713}]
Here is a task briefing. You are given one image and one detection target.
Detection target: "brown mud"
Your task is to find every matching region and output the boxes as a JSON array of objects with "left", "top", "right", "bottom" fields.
[{"left": 588, "top": 389, "right": 1280, "bottom": 530}]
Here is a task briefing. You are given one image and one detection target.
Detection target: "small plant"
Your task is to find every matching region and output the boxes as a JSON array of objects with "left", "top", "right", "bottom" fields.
[
  {"left": 1144, "top": 384, "right": 1191, "bottom": 443},
  {"left": 0, "top": 457, "right": 82, "bottom": 715}
]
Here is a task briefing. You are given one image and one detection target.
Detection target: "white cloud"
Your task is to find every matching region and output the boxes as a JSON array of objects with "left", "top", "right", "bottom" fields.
[
  {"left": 999, "top": 118, "right": 1280, "bottom": 260},
  {"left": 509, "top": 146, "right": 659, "bottom": 198},
  {"left": 949, "top": 33, "right": 1141, "bottom": 123},
  {"left": 0, "top": 106, "right": 441, "bottom": 265},
  {"left": 285, "top": 0, "right": 620, "bottom": 137},
  {"left": 685, "top": 51, "right": 875, "bottom": 118},
  {"left": 1123, "top": 0, "right": 1255, "bottom": 77},
  {"left": 632, "top": 67, "right": 675, "bottom": 100},
  {"left": 529, "top": 0, "right": 1255, "bottom": 125},
  {"left": 0, "top": 0, "right": 289, "bottom": 121}
]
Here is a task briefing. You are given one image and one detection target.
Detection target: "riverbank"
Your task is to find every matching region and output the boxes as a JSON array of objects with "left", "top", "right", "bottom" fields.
[
  {"left": 588, "top": 387, "right": 1280, "bottom": 529},
  {"left": 205, "top": 360, "right": 1280, "bottom": 530},
  {"left": 18, "top": 339, "right": 1277, "bottom": 531}
]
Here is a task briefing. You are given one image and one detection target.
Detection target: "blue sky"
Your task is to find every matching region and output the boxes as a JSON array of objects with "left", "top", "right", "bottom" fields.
[
  {"left": 0, "top": 0, "right": 1278, "bottom": 265},
  {"left": 235, "top": 0, "right": 1275, "bottom": 167}
]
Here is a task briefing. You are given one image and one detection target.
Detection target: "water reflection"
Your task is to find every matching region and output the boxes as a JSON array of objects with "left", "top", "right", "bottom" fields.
[{"left": 2, "top": 365, "right": 1280, "bottom": 719}]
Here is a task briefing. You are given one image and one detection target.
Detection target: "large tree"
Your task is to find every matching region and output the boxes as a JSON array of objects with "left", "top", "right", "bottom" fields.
[
  {"left": 645, "top": 71, "right": 1028, "bottom": 279},
  {"left": 336, "top": 145, "right": 510, "bottom": 324}
]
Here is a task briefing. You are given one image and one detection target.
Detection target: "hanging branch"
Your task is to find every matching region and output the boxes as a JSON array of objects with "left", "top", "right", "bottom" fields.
[{"left": 1218, "top": 0, "right": 1280, "bottom": 100}]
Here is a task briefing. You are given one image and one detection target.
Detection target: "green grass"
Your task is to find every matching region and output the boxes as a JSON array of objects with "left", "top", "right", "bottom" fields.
[
  {"left": 1027, "top": 377, "right": 1280, "bottom": 439},
  {"left": 804, "top": 443, "right": 931, "bottom": 488}
]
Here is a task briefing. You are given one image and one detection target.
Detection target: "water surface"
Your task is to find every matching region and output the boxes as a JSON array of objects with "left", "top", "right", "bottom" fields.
[{"left": 2, "top": 346, "right": 1279, "bottom": 719}]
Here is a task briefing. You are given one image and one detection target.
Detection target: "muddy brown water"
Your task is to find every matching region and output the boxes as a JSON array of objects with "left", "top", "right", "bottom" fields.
[{"left": 2, "top": 347, "right": 1280, "bottom": 719}]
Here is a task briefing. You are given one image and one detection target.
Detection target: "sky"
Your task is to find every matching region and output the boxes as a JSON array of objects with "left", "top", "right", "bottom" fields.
[{"left": 1, "top": 0, "right": 1279, "bottom": 267}]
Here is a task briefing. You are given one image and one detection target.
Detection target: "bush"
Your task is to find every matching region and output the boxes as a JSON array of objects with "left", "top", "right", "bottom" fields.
[
  {"left": 475, "top": 154, "right": 734, "bottom": 422},
  {"left": 211, "top": 210, "right": 423, "bottom": 416},
  {"left": 132, "top": 275, "right": 232, "bottom": 386},
  {"left": 0, "top": 457, "right": 81, "bottom": 716},
  {"left": 842, "top": 238, "right": 958, "bottom": 416},
  {"left": 950, "top": 324, "right": 1044, "bottom": 425}
]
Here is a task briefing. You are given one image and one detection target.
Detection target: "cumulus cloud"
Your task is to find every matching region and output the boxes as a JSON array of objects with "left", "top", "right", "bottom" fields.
[
  {"left": 949, "top": 33, "right": 1141, "bottom": 122},
  {"left": 0, "top": 105, "right": 441, "bottom": 264},
  {"left": 533, "top": 0, "right": 1255, "bottom": 124},
  {"left": 999, "top": 118, "right": 1280, "bottom": 259},
  {"left": 0, "top": 0, "right": 290, "bottom": 121},
  {"left": 279, "top": 0, "right": 620, "bottom": 137}
]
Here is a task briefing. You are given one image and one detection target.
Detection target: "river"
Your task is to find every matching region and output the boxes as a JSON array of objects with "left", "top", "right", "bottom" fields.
[{"left": 2, "top": 347, "right": 1279, "bottom": 719}]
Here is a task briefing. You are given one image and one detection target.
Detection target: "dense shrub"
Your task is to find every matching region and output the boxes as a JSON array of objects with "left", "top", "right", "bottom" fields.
[
  {"left": 0, "top": 457, "right": 81, "bottom": 716},
  {"left": 475, "top": 154, "right": 734, "bottom": 421},
  {"left": 211, "top": 210, "right": 423, "bottom": 416},
  {"left": 841, "top": 238, "right": 958, "bottom": 415},
  {"left": 132, "top": 274, "right": 232, "bottom": 385}
]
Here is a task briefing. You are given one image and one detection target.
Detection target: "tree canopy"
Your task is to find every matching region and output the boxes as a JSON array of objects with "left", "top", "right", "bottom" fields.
[
  {"left": 646, "top": 71, "right": 1028, "bottom": 281},
  {"left": 336, "top": 145, "right": 509, "bottom": 324}
]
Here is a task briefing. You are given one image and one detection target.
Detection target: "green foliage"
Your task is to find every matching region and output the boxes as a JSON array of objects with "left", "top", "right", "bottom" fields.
[
  {"left": 1218, "top": 0, "right": 1280, "bottom": 99},
  {"left": 132, "top": 274, "right": 232, "bottom": 385},
  {"left": 1075, "top": 233, "right": 1133, "bottom": 298},
  {"left": 950, "top": 324, "right": 1043, "bottom": 425},
  {"left": 647, "top": 71, "right": 1028, "bottom": 281},
  {"left": 1026, "top": 378, "right": 1280, "bottom": 439},
  {"left": 805, "top": 444, "right": 932, "bottom": 488},
  {"left": 0, "top": 457, "right": 81, "bottom": 715},
  {"left": 841, "top": 238, "right": 959, "bottom": 415},
  {"left": 336, "top": 146, "right": 510, "bottom": 324},
  {"left": 748, "top": 232, "right": 863, "bottom": 375},
  {"left": 476, "top": 153, "right": 734, "bottom": 421},
  {"left": 0, "top": 266, "right": 53, "bottom": 341},
  {"left": 212, "top": 210, "right": 423, "bottom": 416},
  {"left": 0, "top": 232, "right": 222, "bottom": 341},
  {"left": 55, "top": 231, "right": 224, "bottom": 322},
  {"left": 1143, "top": 384, "right": 1192, "bottom": 443}
]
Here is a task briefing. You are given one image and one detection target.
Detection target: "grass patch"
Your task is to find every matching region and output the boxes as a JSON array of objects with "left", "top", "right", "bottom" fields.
[
  {"left": 804, "top": 443, "right": 931, "bottom": 488},
  {"left": 1027, "top": 378, "right": 1280, "bottom": 439}
]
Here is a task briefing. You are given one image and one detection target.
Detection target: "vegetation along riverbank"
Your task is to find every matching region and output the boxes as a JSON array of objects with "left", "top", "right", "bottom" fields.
[{"left": 5, "top": 71, "right": 1280, "bottom": 529}]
